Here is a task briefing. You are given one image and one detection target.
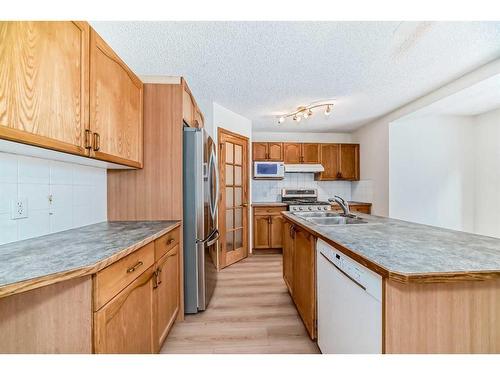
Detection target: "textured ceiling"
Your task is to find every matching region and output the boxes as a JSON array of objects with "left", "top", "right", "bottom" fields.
[
  {"left": 90, "top": 21, "right": 500, "bottom": 133},
  {"left": 404, "top": 73, "right": 500, "bottom": 118}
]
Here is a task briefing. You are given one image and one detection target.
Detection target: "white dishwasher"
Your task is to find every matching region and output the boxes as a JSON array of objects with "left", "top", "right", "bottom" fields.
[{"left": 316, "top": 239, "right": 382, "bottom": 354}]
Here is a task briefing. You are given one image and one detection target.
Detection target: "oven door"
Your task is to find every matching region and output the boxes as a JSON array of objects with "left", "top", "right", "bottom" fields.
[{"left": 254, "top": 162, "right": 284, "bottom": 179}]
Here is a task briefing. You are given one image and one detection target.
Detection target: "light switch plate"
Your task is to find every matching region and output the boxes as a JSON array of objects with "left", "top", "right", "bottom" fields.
[{"left": 11, "top": 198, "right": 28, "bottom": 219}]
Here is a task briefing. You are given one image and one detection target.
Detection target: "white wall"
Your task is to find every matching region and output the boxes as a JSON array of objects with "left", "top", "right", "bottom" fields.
[
  {"left": 474, "top": 107, "right": 500, "bottom": 237},
  {"left": 213, "top": 102, "right": 252, "bottom": 141},
  {"left": 352, "top": 58, "right": 500, "bottom": 216},
  {"left": 0, "top": 152, "right": 107, "bottom": 245},
  {"left": 389, "top": 115, "right": 475, "bottom": 232}
]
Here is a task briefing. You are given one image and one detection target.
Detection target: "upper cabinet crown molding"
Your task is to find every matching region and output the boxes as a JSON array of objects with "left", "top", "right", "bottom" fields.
[
  {"left": 0, "top": 21, "right": 90, "bottom": 156},
  {"left": 0, "top": 21, "right": 144, "bottom": 169}
]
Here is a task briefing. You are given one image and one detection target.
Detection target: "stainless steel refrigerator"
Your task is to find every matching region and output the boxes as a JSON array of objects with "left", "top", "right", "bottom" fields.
[{"left": 183, "top": 127, "right": 219, "bottom": 313}]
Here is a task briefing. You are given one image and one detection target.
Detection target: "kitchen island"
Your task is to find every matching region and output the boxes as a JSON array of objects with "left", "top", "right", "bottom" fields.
[{"left": 282, "top": 212, "right": 500, "bottom": 353}]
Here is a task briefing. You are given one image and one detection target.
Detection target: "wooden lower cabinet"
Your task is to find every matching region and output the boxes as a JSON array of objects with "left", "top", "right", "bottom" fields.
[
  {"left": 94, "top": 266, "right": 156, "bottom": 354},
  {"left": 154, "top": 245, "right": 180, "bottom": 352},
  {"left": 92, "top": 230, "right": 182, "bottom": 354},
  {"left": 282, "top": 219, "right": 316, "bottom": 339},
  {"left": 252, "top": 206, "right": 286, "bottom": 251},
  {"left": 331, "top": 202, "right": 372, "bottom": 214},
  {"left": 292, "top": 226, "right": 316, "bottom": 339},
  {"left": 282, "top": 221, "right": 295, "bottom": 293}
]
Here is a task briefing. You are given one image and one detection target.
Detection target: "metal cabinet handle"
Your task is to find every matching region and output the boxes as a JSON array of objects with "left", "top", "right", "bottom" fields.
[
  {"left": 127, "top": 261, "right": 143, "bottom": 273},
  {"left": 92, "top": 132, "right": 100, "bottom": 151},
  {"left": 167, "top": 238, "right": 175, "bottom": 245},
  {"left": 268, "top": 216, "right": 272, "bottom": 224},
  {"left": 84, "top": 129, "right": 92, "bottom": 150}
]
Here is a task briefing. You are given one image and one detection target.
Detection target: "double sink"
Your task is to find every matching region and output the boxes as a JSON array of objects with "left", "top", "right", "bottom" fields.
[{"left": 292, "top": 211, "right": 369, "bottom": 226}]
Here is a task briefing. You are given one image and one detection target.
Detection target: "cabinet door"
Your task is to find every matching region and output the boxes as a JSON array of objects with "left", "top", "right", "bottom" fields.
[
  {"left": 301, "top": 143, "right": 320, "bottom": 163},
  {"left": 253, "top": 215, "right": 270, "bottom": 249},
  {"left": 268, "top": 142, "right": 283, "bottom": 161},
  {"left": 94, "top": 266, "right": 155, "bottom": 354},
  {"left": 252, "top": 142, "right": 269, "bottom": 161},
  {"left": 0, "top": 21, "right": 89, "bottom": 156},
  {"left": 283, "top": 143, "right": 301, "bottom": 164},
  {"left": 89, "top": 28, "right": 143, "bottom": 168},
  {"left": 270, "top": 215, "right": 284, "bottom": 248},
  {"left": 317, "top": 143, "right": 340, "bottom": 180},
  {"left": 339, "top": 144, "right": 359, "bottom": 180},
  {"left": 293, "top": 227, "right": 316, "bottom": 339},
  {"left": 154, "top": 246, "right": 180, "bottom": 352},
  {"left": 282, "top": 221, "right": 294, "bottom": 294}
]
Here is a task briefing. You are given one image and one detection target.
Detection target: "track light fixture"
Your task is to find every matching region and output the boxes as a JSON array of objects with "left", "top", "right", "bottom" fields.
[{"left": 276, "top": 101, "right": 334, "bottom": 125}]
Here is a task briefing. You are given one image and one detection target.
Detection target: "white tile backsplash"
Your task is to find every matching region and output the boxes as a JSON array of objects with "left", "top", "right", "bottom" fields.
[
  {"left": 252, "top": 173, "right": 353, "bottom": 202},
  {"left": 18, "top": 156, "right": 50, "bottom": 184},
  {"left": 0, "top": 152, "right": 108, "bottom": 245}
]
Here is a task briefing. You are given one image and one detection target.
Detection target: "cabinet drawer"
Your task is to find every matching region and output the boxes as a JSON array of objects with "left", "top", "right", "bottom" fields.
[
  {"left": 154, "top": 227, "right": 180, "bottom": 261},
  {"left": 94, "top": 242, "right": 155, "bottom": 311},
  {"left": 254, "top": 206, "right": 286, "bottom": 215}
]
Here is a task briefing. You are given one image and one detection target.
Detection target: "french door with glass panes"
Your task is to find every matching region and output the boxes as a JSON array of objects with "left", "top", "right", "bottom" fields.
[{"left": 218, "top": 128, "right": 249, "bottom": 269}]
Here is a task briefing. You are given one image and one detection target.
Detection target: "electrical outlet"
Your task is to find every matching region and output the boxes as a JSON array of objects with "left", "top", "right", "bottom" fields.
[{"left": 11, "top": 198, "right": 28, "bottom": 220}]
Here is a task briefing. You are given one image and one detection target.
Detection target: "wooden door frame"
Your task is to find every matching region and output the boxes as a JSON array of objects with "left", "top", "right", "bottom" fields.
[{"left": 217, "top": 127, "right": 250, "bottom": 270}]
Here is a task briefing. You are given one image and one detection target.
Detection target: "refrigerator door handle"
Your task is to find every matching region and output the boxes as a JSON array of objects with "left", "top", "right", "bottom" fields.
[
  {"left": 206, "top": 229, "right": 220, "bottom": 247},
  {"left": 208, "top": 146, "right": 219, "bottom": 220},
  {"left": 196, "top": 228, "right": 219, "bottom": 245}
]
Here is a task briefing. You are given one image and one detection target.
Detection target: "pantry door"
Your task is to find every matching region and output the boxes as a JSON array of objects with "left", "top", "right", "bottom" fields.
[{"left": 218, "top": 128, "right": 249, "bottom": 269}]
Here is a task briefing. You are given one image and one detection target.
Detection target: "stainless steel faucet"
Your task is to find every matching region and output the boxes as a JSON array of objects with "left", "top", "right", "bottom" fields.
[{"left": 328, "top": 195, "right": 351, "bottom": 216}]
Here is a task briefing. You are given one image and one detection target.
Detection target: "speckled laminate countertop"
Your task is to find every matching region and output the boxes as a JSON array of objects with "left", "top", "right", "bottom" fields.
[
  {"left": 0, "top": 221, "right": 180, "bottom": 297},
  {"left": 282, "top": 212, "right": 500, "bottom": 282}
]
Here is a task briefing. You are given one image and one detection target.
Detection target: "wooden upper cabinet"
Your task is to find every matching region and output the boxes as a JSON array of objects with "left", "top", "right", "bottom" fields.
[
  {"left": 301, "top": 143, "right": 320, "bottom": 163},
  {"left": 268, "top": 143, "right": 283, "bottom": 161},
  {"left": 193, "top": 107, "right": 204, "bottom": 129},
  {"left": 182, "top": 85, "right": 195, "bottom": 126},
  {"left": 182, "top": 78, "right": 204, "bottom": 128},
  {"left": 0, "top": 21, "right": 89, "bottom": 156},
  {"left": 283, "top": 143, "right": 301, "bottom": 163},
  {"left": 252, "top": 142, "right": 283, "bottom": 161},
  {"left": 252, "top": 142, "right": 268, "bottom": 161},
  {"left": 339, "top": 144, "right": 359, "bottom": 180},
  {"left": 89, "top": 28, "right": 143, "bottom": 168},
  {"left": 317, "top": 143, "right": 360, "bottom": 181},
  {"left": 317, "top": 143, "right": 340, "bottom": 180}
]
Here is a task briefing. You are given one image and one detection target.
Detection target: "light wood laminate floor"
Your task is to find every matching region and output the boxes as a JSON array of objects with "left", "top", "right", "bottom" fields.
[{"left": 161, "top": 254, "right": 320, "bottom": 354}]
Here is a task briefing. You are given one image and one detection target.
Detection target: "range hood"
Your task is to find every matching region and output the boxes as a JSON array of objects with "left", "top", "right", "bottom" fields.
[{"left": 284, "top": 164, "right": 325, "bottom": 173}]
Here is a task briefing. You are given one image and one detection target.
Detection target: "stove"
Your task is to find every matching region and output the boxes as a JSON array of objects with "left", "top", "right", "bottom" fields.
[{"left": 281, "top": 188, "right": 331, "bottom": 212}]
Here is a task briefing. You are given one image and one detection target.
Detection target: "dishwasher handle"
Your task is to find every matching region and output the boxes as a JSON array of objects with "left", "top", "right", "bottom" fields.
[{"left": 320, "top": 252, "right": 366, "bottom": 291}]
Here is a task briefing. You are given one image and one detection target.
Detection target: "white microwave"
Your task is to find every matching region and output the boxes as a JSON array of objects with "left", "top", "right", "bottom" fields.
[{"left": 253, "top": 161, "right": 285, "bottom": 179}]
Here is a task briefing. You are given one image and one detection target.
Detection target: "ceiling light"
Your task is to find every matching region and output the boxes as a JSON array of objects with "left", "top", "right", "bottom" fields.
[{"left": 276, "top": 101, "right": 334, "bottom": 126}]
